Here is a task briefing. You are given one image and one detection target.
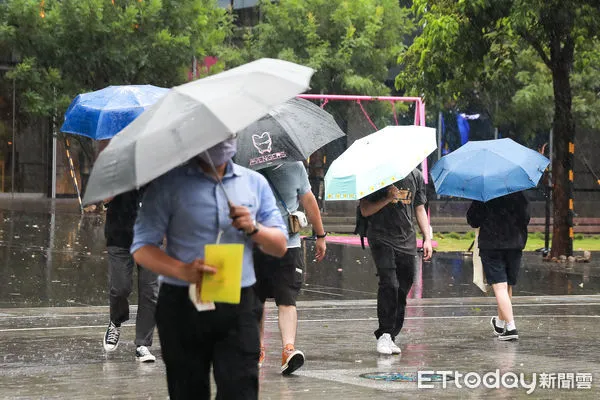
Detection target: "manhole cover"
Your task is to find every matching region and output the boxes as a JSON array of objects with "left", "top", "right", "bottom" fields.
[{"left": 359, "top": 372, "right": 454, "bottom": 382}]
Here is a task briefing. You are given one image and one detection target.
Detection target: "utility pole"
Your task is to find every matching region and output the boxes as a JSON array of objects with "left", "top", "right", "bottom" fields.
[
  {"left": 11, "top": 79, "right": 16, "bottom": 196},
  {"left": 52, "top": 87, "right": 57, "bottom": 199},
  {"left": 544, "top": 129, "right": 553, "bottom": 257}
]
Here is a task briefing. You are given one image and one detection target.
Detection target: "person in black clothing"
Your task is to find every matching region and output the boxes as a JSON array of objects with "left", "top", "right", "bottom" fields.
[
  {"left": 359, "top": 169, "right": 433, "bottom": 355},
  {"left": 467, "top": 191, "right": 530, "bottom": 341},
  {"left": 99, "top": 140, "right": 158, "bottom": 362}
]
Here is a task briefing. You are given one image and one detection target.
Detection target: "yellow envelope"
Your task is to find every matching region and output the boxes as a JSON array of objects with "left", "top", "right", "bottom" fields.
[{"left": 200, "top": 243, "right": 244, "bottom": 304}]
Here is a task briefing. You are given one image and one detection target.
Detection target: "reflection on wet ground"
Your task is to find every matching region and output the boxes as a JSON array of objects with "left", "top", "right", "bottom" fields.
[
  {"left": 0, "top": 207, "right": 598, "bottom": 307},
  {"left": 302, "top": 240, "right": 600, "bottom": 301},
  {"left": 0, "top": 202, "right": 599, "bottom": 398},
  {"left": 2, "top": 297, "right": 599, "bottom": 399}
]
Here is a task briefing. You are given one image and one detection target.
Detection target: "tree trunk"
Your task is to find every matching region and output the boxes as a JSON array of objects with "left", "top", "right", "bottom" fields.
[{"left": 550, "top": 58, "right": 575, "bottom": 258}]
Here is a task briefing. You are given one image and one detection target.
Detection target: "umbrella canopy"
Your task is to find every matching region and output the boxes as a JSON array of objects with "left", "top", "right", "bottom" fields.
[
  {"left": 234, "top": 98, "right": 345, "bottom": 170},
  {"left": 61, "top": 85, "right": 168, "bottom": 140},
  {"left": 82, "top": 58, "right": 315, "bottom": 205},
  {"left": 324, "top": 125, "right": 437, "bottom": 201},
  {"left": 431, "top": 138, "right": 550, "bottom": 202}
]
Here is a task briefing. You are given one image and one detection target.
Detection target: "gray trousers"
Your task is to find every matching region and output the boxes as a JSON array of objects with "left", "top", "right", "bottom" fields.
[{"left": 108, "top": 246, "right": 158, "bottom": 347}]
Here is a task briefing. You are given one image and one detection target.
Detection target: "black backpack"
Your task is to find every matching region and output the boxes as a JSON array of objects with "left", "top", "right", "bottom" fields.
[{"left": 353, "top": 205, "right": 369, "bottom": 249}]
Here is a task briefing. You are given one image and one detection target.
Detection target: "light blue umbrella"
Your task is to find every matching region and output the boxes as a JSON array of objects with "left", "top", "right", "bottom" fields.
[
  {"left": 325, "top": 125, "right": 437, "bottom": 200},
  {"left": 431, "top": 138, "right": 550, "bottom": 202},
  {"left": 61, "top": 85, "right": 168, "bottom": 140}
]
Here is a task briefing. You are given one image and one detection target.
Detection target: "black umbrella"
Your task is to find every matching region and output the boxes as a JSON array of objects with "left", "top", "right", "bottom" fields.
[{"left": 234, "top": 98, "right": 345, "bottom": 170}]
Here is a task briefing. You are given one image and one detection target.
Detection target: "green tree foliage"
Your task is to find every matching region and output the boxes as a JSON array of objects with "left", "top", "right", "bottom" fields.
[
  {"left": 225, "top": 0, "right": 415, "bottom": 127},
  {"left": 0, "top": 0, "right": 231, "bottom": 118},
  {"left": 396, "top": 0, "right": 600, "bottom": 257}
]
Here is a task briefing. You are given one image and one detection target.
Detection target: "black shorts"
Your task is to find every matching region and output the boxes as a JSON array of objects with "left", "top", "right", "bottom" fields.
[
  {"left": 253, "top": 247, "right": 304, "bottom": 306},
  {"left": 480, "top": 249, "right": 522, "bottom": 286}
]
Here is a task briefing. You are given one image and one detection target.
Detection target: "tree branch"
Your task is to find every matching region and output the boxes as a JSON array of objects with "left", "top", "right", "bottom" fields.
[{"left": 520, "top": 31, "right": 551, "bottom": 68}]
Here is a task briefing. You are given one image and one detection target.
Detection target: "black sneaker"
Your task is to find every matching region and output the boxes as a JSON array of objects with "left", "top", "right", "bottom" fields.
[
  {"left": 103, "top": 321, "right": 121, "bottom": 352},
  {"left": 498, "top": 329, "right": 519, "bottom": 341},
  {"left": 490, "top": 317, "right": 504, "bottom": 336}
]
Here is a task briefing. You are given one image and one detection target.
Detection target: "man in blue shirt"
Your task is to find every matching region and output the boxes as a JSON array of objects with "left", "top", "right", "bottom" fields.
[{"left": 131, "top": 138, "right": 288, "bottom": 400}]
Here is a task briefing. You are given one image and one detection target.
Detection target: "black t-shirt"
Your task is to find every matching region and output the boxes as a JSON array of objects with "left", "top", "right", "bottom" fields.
[
  {"left": 364, "top": 169, "right": 427, "bottom": 255},
  {"left": 105, "top": 190, "right": 142, "bottom": 248}
]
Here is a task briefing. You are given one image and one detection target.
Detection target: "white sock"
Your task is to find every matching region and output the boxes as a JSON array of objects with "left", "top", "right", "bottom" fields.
[
  {"left": 495, "top": 318, "right": 505, "bottom": 328},
  {"left": 506, "top": 320, "right": 516, "bottom": 331}
]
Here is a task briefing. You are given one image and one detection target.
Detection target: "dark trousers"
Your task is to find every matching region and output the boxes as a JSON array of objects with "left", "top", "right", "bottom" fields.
[
  {"left": 108, "top": 246, "right": 158, "bottom": 346},
  {"left": 370, "top": 242, "right": 416, "bottom": 340},
  {"left": 156, "top": 284, "right": 263, "bottom": 400}
]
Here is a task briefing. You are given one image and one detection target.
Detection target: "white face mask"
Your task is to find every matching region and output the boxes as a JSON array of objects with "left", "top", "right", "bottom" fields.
[{"left": 199, "top": 138, "right": 237, "bottom": 166}]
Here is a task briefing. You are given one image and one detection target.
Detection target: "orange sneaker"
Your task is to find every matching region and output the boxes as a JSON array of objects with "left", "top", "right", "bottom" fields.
[
  {"left": 258, "top": 346, "right": 266, "bottom": 368},
  {"left": 280, "top": 344, "right": 304, "bottom": 375}
]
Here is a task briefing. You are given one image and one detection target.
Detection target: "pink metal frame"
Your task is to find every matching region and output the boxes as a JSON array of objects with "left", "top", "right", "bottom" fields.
[{"left": 296, "top": 94, "right": 428, "bottom": 183}]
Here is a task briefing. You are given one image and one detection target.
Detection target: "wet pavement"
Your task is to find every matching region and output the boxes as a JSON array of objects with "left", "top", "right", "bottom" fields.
[{"left": 0, "top": 201, "right": 599, "bottom": 398}]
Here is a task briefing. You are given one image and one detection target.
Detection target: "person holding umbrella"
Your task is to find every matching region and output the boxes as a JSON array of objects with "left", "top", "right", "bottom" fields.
[
  {"left": 254, "top": 161, "right": 327, "bottom": 375},
  {"left": 359, "top": 169, "right": 433, "bottom": 355},
  {"left": 431, "top": 138, "right": 550, "bottom": 341},
  {"left": 61, "top": 85, "right": 168, "bottom": 361},
  {"left": 324, "top": 125, "right": 438, "bottom": 355},
  {"left": 467, "top": 192, "right": 530, "bottom": 341},
  {"left": 233, "top": 98, "right": 342, "bottom": 374},
  {"left": 99, "top": 140, "right": 159, "bottom": 362},
  {"left": 131, "top": 138, "right": 288, "bottom": 399}
]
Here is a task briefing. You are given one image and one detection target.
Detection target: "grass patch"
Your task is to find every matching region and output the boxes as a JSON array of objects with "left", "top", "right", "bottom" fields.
[
  {"left": 432, "top": 233, "right": 600, "bottom": 252},
  {"left": 321, "top": 230, "right": 600, "bottom": 252},
  {"left": 462, "top": 231, "right": 475, "bottom": 240}
]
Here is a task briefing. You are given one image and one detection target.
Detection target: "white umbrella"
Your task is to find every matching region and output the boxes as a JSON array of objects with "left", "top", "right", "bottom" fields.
[
  {"left": 324, "top": 125, "right": 437, "bottom": 201},
  {"left": 83, "top": 58, "right": 314, "bottom": 205}
]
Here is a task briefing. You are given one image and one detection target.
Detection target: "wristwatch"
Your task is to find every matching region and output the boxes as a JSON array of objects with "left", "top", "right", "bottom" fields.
[
  {"left": 315, "top": 232, "right": 327, "bottom": 239},
  {"left": 246, "top": 219, "right": 260, "bottom": 237}
]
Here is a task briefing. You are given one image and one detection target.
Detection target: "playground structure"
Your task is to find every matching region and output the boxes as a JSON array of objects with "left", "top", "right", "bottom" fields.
[{"left": 297, "top": 94, "right": 428, "bottom": 183}]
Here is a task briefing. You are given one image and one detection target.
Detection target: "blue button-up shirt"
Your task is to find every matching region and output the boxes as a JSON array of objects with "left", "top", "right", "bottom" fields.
[{"left": 131, "top": 161, "right": 287, "bottom": 288}]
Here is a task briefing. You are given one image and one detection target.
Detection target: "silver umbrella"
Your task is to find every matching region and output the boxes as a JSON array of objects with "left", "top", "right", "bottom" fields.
[{"left": 83, "top": 58, "right": 315, "bottom": 205}]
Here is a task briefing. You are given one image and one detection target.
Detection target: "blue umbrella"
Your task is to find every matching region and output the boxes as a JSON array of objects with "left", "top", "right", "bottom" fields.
[
  {"left": 61, "top": 85, "right": 168, "bottom": 140},
  {"left": 431, "top": 138, "right": 550, "bottom": 202}
]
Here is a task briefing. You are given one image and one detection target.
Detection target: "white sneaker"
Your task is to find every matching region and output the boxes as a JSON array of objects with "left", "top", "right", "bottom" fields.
[
  {"left": 136, "top": 346, "right": 156, "bottom": 363},
  {"left": 389, "top": 340, "right": 401, "bottom": 354},
  {"left": 377, "top": 333, "right": 393, "bottom": 355}
]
